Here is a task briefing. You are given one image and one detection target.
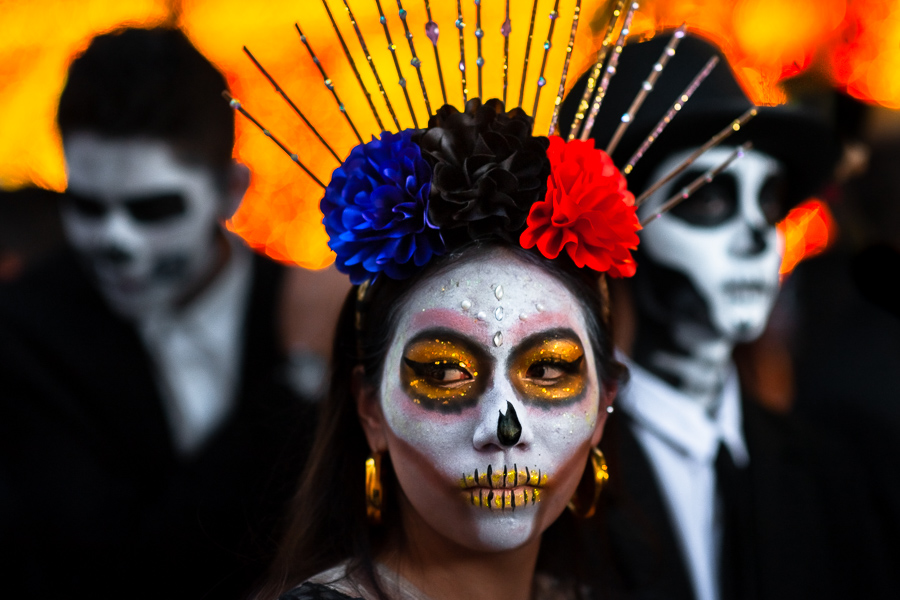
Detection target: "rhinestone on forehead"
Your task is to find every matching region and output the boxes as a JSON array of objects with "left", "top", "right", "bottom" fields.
[{"left": 493, "top": 331, "right": 503, "bottom": 347}]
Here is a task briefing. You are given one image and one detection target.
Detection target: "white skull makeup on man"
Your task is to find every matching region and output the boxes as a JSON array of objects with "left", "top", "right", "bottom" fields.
[
  {"left": 363, "top": 250, "right": 608, "bottom": 553},
  {"left": 550, "top": 29, "right": 848, "bottom": 600},
  {"left": 640, "top": 147, "right": 785, "bottom": 339},
  {"left": 630, "top": 146, "right": 787, "bottom": 407},
  {"left": 568, "top": 29, "right": 835, "bottom": 413},
  {"left": 62, "top": 134, "right": 230, "bottom": 319}
]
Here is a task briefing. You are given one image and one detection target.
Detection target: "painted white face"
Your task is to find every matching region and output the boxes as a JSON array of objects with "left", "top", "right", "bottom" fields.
[
  {"left": 378, "top": 249, "right": 606, "bottom": 552},
  {"left": 62, "top": 134, "right": 225, "bottom": 319},
  {"left": 639, "top": 147, "right": 786, "bottom": 341}
]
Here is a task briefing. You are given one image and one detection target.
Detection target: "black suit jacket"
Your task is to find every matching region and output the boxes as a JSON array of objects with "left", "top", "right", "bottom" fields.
[
  {"left": 541, "top": 399, "right": 894, "bottom": 599},
  {"left": 0, "top": 248, "right": 317, "bottom": 599}
]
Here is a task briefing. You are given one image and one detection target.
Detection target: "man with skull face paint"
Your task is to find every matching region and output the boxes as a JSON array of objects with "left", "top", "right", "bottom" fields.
[
  {"left": 0, "top": 28, "right": 317, "bottom": 599},
  {"left": 555, "top": 32, "right": 893, "bottom": 600}
]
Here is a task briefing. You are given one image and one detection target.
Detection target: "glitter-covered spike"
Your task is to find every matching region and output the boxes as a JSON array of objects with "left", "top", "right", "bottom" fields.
[
  {"left": 340, "top": 0, "right": 402, "bottom": 131},
  {"left": 641, "top": 142, "right": 752, "bottom": 226},
  {"left": 548, "top": 0, "right": 581, "bottom": 136},
  {"left": 502, "top": 0, "right": 511, "bottom": 105},
  {"left": 396, "top": 0, "right": 433, "bottom": 117},
  {"left": 295, "top": 24, "right": 364, "bottom": 144},
  {"left": 567, "top": 0, "right": 625, "bottom": 141},
  {"left": 635, "top": 106, "right": 757, "bottom": 206},
  {"left": 374, "top": 0, "right": 418, "bottom": 128},
  {"left": 532, "top": 0, "right": 562, "bottom": 117},
  {"left": 605, "top": 23, "right": 686, "bottom": 155},
  {"left": 456, "top": 0, "right": 467, "bottom": 103},
  {"left": 625, "top": 55, "right": 719, "bottom": 178},
  {"left": 578, "top": 1, "right": 639, "bottom": 142},
  {"left": 320, "top": 2, "right": 387, "bottom": 132},
  {"left": 475, "top": 0, "right": 484, "bottom": 100},
  {"left": 423, "top": 0, "right": 449, "bottom": 105},
  {"left": 517, "top": 0, "right": 540, "bottom": 107},
  {"left": 223, "top": 91, "right": 325, "bottom": 188},
  {"left": 243, "top": 47, "right": 341, "bottom": 164}
]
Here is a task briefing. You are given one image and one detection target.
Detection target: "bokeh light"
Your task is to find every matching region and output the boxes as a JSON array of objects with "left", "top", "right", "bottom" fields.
[
  {"left": 779, "top": 199, "right": 837, "bottom": 278},
  {"left": 0, "top": 0, "right": 893, "bottom": 269},
  {"left": 0, "top": 0, "right": 606, "bottom": 268},
  {"left": 829, "top": 0, "right": 900, "bottom": 109},
  {"left": 628, "top": 0, "right": 846, "bottom": 105}
]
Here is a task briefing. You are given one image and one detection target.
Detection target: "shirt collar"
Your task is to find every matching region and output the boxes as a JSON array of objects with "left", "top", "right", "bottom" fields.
[
  {"left": 181, "top": 235, "right": 252, "bottom": 348},
  {"left": 136, "top": 234, "right": 254, "bottom": 455},
  {"left": 616, "top": 351, "right": 749, "bottom": 467}
]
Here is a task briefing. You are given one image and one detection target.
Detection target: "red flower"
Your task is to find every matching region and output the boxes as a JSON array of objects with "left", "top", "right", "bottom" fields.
[{"left": 520, "top": 136, "right": 641, "bottom": 278}]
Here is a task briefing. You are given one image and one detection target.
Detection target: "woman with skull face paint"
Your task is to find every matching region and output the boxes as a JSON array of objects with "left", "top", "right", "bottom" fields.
[{"left": 252, "top": 99, "right": 642, "bottom": 600}]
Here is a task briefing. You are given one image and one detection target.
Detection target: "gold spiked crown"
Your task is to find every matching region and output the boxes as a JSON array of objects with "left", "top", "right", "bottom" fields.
[{"left": 225, "top": 0, "right": 757, "bottom": 284}]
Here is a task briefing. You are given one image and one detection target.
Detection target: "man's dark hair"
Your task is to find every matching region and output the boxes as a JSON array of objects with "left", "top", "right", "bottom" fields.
[{"left": 57, "top": 27, "right": 234, "bottom": 170}]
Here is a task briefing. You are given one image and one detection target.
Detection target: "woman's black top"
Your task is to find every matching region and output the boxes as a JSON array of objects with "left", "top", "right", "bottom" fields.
[{"left": 278, "top": 582, "right": 362, "bottom": 600}]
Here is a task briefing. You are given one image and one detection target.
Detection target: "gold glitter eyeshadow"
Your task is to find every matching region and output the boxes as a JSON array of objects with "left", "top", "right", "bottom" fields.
[
  {"left": 509, "top": 337, "right": 586, "bottom": 404},
  {"left": 401, "top": 338, "right": 483, "bottom": 411}
]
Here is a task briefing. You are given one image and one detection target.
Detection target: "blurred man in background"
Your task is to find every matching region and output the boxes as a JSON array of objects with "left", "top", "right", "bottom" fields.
[
  {"left": 0, "top": 27, "right": 317, "bottom": 599},
  {"left": 550, "top": 32, "right": 891, "bottom": 600}
]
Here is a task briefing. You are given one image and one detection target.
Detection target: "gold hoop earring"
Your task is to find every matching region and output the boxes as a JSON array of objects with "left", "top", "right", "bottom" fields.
[
  {"left": 365, "top": 452, "right": 384, "bottom": 525},
  {"left": 568, "top": 447, "right": 609, "bottom": 519}
]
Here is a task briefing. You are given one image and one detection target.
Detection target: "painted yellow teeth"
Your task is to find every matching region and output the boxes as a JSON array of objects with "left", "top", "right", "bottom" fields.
[
  {"left": 459, "top": 464, "right": 549, "bottom": 490},
  {"left": 458, "top": 465, "right": 548, "bottom": 511},
  {"left": 467, "top": 487, "right": 542, "bottom": 510}
]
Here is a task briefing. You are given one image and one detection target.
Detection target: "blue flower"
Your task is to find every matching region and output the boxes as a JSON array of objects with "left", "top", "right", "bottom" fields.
[{"left": 321, "top": 130, "right": 444, "bottom": 284}]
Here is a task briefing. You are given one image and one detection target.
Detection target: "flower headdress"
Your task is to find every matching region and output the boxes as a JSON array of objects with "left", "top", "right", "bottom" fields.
[{"left": 227, "top": 1, "right": 758, "bottom": 285}]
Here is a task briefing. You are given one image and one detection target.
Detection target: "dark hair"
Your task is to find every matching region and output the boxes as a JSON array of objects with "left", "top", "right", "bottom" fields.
[
  {"left": 257, "top": 241, "right": 625, "bottom": 599},
  {"left": 57, "top": 27, "right": 234, "bottom": 171}
]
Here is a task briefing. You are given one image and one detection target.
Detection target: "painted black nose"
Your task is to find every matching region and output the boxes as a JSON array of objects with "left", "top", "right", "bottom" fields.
[
  {"left": 497, "top": 401, "right": 522, "bottom": 446},
  {"left": 98, "top": 246, "right": 132, "bottom": 265},
  {"left": 747, "top": 224, "right": 769, "bottom": 255}
]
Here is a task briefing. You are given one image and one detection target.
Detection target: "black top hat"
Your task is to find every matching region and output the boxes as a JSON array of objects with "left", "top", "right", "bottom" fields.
[{"left": 559, "top": 32, "right": 841, "bottom": 206}]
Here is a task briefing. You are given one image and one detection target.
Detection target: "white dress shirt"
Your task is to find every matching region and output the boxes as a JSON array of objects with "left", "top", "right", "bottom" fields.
[
  {"left": 138, "top": 238, "right": 253, "bottom": 456},
  {"left": 616, "top": 355, "right": 749, "bottom": 600}
]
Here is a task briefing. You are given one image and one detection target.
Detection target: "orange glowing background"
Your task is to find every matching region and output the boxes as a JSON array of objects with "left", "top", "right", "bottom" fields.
[
  {"left": 0, "top": 0, "right": 606, "bottom": 268},
  {"left": 627, "top": 0, "right": 847, "bottom": 105},
  {"left": 1, "top": 0, "right": 894, "bottom": 269}
]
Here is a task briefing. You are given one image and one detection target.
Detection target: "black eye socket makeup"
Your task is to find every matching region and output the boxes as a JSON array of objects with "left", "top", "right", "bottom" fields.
[
  {"left": 665, "top": 170, "right": 788, "bottom": 229},
  {"left": 508, "top": 329, "right": 588, "bottom": 407},
  {"left": 758, "top": 174, "right": 789, "bottom": 226},
  {"left": 400, "top": 330, "right": 491, "bottom": 413},
  {"left": 125, "top": 193, "right": 188, "bottom": 223},
  {"left": 65, "top": 192, "right": 107, "bottom": 218},
  {"left": 63, "top": 191, "right": 188, "bottom": 223},
  {"left": 399, "top": 327, "right": 591, "bottom": 412},
  {"left": 668, "top": 172, "right": 738, "bottom": 227}
]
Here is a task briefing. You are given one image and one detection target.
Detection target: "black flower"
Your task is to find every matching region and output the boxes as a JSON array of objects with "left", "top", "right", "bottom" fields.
[{"left": 414, "top": 98, "right": 551, "bottom": 249}]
